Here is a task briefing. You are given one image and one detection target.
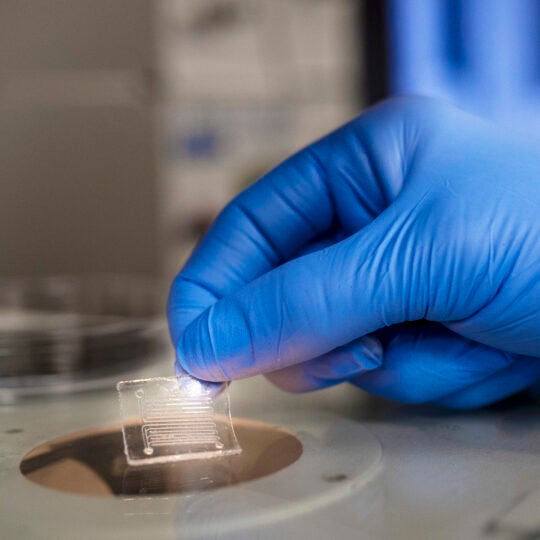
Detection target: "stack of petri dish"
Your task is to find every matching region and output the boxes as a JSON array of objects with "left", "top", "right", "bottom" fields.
[{"left": 0, "top": 275, "right": 167, "bottom": 403}]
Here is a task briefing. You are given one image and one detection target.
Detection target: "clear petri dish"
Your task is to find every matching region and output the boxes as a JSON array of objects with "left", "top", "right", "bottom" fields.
[{"left": 0, "top": 275, "right": 167, "bottom": 402}]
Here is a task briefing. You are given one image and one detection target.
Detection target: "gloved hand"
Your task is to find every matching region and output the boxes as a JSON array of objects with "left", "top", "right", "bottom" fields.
[{"left": 168, "top": 96, "right": 540, "bottom": 409}]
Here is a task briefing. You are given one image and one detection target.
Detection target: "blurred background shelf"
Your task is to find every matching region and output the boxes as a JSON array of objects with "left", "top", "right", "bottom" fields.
[{"left": 0, "top": 0, "right": 362, "bottom": 280}]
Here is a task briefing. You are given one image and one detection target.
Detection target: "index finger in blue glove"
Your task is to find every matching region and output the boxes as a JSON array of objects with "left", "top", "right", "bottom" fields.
[{"left": 176, "top": 203, "right": 433, "bottom": 381}]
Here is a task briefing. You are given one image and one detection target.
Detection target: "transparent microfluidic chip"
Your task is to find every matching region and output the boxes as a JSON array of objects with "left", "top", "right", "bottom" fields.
[{"left": 117, "top": 376, "right": 241, "bottom": 466}]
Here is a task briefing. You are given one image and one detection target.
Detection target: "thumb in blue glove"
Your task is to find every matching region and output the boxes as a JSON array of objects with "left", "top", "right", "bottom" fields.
[{"left": 168, "top": 96, "right": 540, "bottom": 408}]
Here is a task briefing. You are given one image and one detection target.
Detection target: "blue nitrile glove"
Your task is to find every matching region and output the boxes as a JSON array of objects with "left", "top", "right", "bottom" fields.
[{"left": 168, "top": 96, "right": 540, "bottom": 409}]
